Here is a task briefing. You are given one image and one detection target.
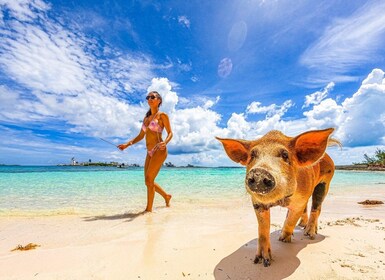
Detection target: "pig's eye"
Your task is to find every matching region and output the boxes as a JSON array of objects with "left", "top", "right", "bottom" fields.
[
  {"left": 280, "top": 150, "right": 289, "bottom": 162},
  {"left": 250, "top": 149, "right": 259, "bottom": 160}
]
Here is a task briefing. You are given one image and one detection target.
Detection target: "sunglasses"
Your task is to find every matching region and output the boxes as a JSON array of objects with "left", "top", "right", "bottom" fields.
[{"left": 146, "top": 95, "right": 157, "bottom": 100}]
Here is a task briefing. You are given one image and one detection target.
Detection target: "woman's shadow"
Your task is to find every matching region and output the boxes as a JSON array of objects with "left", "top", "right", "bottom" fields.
[
  {"left": 82, "top": 210, "right": 146, "bottom": 222},
  {"left": 214, "top": 228, "right": 325, "bottom": 280}
]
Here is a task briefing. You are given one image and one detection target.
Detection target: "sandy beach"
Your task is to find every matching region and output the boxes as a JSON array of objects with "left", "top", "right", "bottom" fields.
[{"left": 0, "top": 186, "right": 384, "bottom": 280}]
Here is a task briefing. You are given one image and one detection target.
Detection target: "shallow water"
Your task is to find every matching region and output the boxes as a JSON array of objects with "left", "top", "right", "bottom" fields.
[{"left": 0, "top": 166, "right": 384, "bottom": 216}]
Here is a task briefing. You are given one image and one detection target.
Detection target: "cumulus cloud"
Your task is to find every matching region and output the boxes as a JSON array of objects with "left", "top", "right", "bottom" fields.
[
  {"left": 246, "top": 100, "right": 293, "bottom": 118},
  {"left": 0, "top": 2, "right": 226, "bottom": 164},
  {"left": 232, "top": 69, "right": 385, "bottom": 150},
  {"left": 337, "top": 69, "right": 385, "bottom": 146},
  {"left": 303, "top": 82, "right": 334, "bottom": 108},
  {"left": 147, "top": 77, "right": 179, "bottom": 114},
  {"left": 225, "top": 113, "right": 251, "bottom": 139},
  {"left": 119, "top": 78, "right": 222, "bottom": 157},
  {"left": 203, "top": 96, "right": 220, "bottom": 109},
  {"left": 303, "top": 98, "right": 343, "bottom": 129},
  {"left": 1, "top": 1, "right": 385, "bottom": 166},
  {"left": 303, "top": 69, "right": 385, "bottom": 147}
]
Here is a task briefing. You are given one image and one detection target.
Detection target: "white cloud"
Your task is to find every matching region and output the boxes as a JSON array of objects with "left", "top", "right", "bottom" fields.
[
  {"left": 144, "top": 78, "right": 224, "bottom": 154},
  {"left": 0, "top": 0, "right": 50, "bottom": 22},
  {"left": 0, "top": 0, "right": 157, "bottom": 137},
  {"left": 303, "top": 68, "right": 385, "bottom": 147},
  {"left": 224, "top": 68, "right": 385, "bottom": 157},
  {"left": 303, "top": 82, "right": 334, "bottom": 108},
  {"left": 246, "top": 102, "right": 276, "bottom": 115},
  {"left": 203, "top": 96, "right": 220, "bottom": 109},
  {"left": 246, "top": 100, "right": 293, "bottom": 118},
  {"left": 2, "top": 67, "right": 385, "bottom": 166},
  {"left": 1, "top": 1, "right": 385, "bottom": 167},
  {"left": 303, "top": 98, "right": 343, "bottom": 129},
  {"left": 0, "top": 15, "right": 88, "bottom": 93},
  {"left": 147, "top": 77, "right": 179, "bottom": 114},
  {"left": 225, "top": 113, "right": 251, "bottom": 139},
  {"left": 0, "top": 85, "right": 19, "bottom": 109},
  {"left": 178, "top": 95, "right": 219, "bottom": 110},
  {"left": 337, "top": 68, "right": 385, "bottom": 146},
  {"left": 178, "top": 15, "right": 190, "bottom": 28},
  {"left": 169, "top": 105, "right": 223, "bottom": 154},
  {"left": 300, "top": 1, "right": 385, "bottom": 83}
]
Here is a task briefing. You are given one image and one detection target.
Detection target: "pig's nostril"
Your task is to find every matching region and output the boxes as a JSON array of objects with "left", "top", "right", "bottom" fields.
[
  {"left": 263, "top": 178, "right": 274, "bottom": 188},
  {"left": 248, "top": 178, "right": 256, "bottom": 185}
]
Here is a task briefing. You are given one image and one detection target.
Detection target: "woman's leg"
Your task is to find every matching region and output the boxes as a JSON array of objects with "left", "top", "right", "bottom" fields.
[
  {"left": 144, "top": 149, "right": 170, "bottom": 211},
  {"left": 154, "top": 182, "right": 172, "bottom": 207}
]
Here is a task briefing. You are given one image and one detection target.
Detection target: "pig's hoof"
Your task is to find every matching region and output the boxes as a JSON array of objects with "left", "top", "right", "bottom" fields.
[
  {"left": 254, "top": 255, "right": 271, "bottom": 267},
  {"left": 304, "top": 225, "right": 317, "bottom": 239},
  {"left": 304, "top": 230, "right": 316, "bottom": 240},
  {"left": 298, "top": 218, "right": 307, "bottom": 228},
  {"left": 279, "top": 232, "right": 292, "bottom": 243}
]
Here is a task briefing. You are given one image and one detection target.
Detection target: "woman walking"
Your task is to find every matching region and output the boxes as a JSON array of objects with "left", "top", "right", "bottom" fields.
[{"left": 118, "top": 91, "right": 173, "bottom": 212}]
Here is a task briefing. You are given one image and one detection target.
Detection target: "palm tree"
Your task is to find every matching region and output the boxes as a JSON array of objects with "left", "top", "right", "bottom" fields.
[{"left": 363, "top": 149, "right": 385, "bottom": 167}]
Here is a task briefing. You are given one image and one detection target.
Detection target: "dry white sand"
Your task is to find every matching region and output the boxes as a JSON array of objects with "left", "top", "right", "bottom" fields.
[{"left": 0, "top": 189, "right": 384, "bottom": 280}]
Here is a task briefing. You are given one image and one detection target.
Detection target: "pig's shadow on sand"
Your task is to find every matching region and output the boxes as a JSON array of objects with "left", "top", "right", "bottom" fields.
[{"left": 214, "top": 228, "right": 325, "bottom": 280}]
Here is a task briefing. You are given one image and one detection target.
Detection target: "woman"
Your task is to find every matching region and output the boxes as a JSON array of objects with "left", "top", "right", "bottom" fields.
[{"left": 118, "top": 91, "right": 173, "bottom": 212}]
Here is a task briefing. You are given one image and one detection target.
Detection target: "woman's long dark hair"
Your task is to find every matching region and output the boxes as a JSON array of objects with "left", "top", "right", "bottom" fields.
[{"left": 145, "top": 91, "right": 162, "bottom": 118}]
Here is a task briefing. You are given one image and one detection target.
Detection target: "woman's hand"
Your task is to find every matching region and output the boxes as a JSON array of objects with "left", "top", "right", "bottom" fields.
[
  {"left": 118, "top": 141, "right": 132, "bottom": 151},
  {"left": 158, "top": 141, "right": 167, "bottom": 150}
]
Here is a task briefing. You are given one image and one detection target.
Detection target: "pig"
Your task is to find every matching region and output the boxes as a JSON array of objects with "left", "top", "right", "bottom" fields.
[{"left": 216, "top": 128, "right": 339, "bottom": 267}]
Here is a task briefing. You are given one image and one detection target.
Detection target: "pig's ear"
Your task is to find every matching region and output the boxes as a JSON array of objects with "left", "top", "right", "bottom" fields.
[
  {"left": 291, "top": 128, "right": 334, "bottom": 166},
  {"left": 216, "top": 137, "right": 251, "bottom": 165}
]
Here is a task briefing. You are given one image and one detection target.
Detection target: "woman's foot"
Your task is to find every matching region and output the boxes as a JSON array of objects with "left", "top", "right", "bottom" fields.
[{"left": 165, "top": 194, "right": 172, "bottom": 207}]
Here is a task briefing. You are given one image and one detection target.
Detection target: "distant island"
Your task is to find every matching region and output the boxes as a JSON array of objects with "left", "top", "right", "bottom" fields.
[
  {"left": 57, "top": 157, "right": 140, "bottom": 168},
  {"left": 57, "top": 158, "right": 196, "bottom": 168},
  {"left": 51, "top": 148, "right": 385, "bottom": 171},
  {"left": 337, "top": 148, "right": 385, "bottom": 171},
  {"left": 335, "top": 164, "right": 385, "bottom": 171},
  {"left": 58, "top": 162, "right": 140, "bottom": 168}
]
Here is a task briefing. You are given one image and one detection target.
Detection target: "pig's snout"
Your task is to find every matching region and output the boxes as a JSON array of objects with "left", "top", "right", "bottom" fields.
[{"left": 246, "top": 168, "right": 276, "bottom": 194}]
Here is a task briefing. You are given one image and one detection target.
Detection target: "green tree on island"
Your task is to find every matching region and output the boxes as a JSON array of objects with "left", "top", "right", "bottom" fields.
[{"left": 362, "top": 149, "right": 385, "bottom": 167}]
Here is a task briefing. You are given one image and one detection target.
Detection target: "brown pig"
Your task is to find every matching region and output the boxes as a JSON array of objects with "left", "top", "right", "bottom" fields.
[{"left": 216, "top": 128, "right": 339, "bottom": 267}]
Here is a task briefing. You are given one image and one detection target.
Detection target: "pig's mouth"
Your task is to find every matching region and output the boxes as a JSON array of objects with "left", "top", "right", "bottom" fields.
[{"left": 252, "top": 193, "right": 293, "bottom": 211}]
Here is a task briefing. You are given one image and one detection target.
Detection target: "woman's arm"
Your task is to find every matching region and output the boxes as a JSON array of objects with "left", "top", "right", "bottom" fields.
[
  {"left": 118, "top": 122, "right": 146, "bottom": 151},
  {"left": 159, "top": 113, "right": 173, "bottom": 150}
]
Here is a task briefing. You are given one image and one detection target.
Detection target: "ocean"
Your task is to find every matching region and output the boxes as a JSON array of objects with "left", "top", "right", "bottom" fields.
[{"left": 1, "top": 166, "right": 384, "bottom": 216}]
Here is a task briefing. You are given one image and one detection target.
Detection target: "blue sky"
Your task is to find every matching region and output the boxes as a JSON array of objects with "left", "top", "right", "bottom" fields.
[{"left": 1, "top": 0, "right": 385, "bottom": 166}]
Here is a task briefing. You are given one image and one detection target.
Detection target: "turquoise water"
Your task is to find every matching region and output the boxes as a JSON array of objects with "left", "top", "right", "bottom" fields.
[{"left": 0, "top": 166, "right": 384, "bottom": 216}]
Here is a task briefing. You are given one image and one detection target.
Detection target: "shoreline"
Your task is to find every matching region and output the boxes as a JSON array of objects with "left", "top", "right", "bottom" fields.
[
  {"left": 336, "top": 164, "right": 385, "bottom": 171},
  {"left": 0, "top": 188, "right": 384, "bottom": 279},
  {"left": 2, "top": 164, "right": 385, "bottom": 171}
]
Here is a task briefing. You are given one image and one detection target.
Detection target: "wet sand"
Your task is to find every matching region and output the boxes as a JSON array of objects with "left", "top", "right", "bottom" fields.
[{"left": 0, "top": 189, "right": 384, "bottom": 279}]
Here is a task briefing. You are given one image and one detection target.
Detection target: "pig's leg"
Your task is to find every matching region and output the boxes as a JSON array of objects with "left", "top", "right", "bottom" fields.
[
  {"left": 304, "top": 182, "right": 329, "bottom": 239},
  {"left": 279, "top": 202, "right": 307, "bottom": 243},
  {"left": 298, "top": 204, "right": 308, "bottom": 227},
  {"left": 254, "top": 208, "right": 272, "bottom": 267}
]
